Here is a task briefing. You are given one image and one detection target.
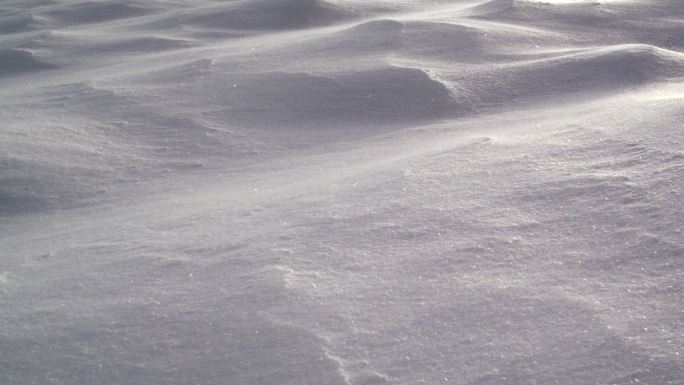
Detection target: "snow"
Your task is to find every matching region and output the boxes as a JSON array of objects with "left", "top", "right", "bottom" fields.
[{"left": 1, "top": 0, "right": 683, "bottom": 384}]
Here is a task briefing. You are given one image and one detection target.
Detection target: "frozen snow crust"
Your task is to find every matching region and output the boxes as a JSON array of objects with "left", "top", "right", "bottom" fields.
[{"left": 1, "top": 1, "right": 683, "bottom": 384}]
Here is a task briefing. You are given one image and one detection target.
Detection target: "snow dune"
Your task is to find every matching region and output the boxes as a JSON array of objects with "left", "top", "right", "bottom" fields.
[{"left": 1, "top": 0, "right": 683, "bottom": 384}]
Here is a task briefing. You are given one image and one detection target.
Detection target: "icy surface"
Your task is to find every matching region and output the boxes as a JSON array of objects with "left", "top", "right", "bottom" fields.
[{"left": 1, "top": 0, "right": 683, "bottom": 384}]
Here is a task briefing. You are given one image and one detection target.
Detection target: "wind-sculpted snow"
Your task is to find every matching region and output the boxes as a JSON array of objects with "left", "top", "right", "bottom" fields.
[
  {"left": 0, "top": 14, "right": 35, "bottom": 33},
  {"left": 45, "top": 1, "right": 155, "bottom": 25},
  {"left": 0, "top": 48, "right": 56, "bottom": 76},
  {"left": 150, "top": 0, "right": 354, "bottom": 32},
  {"left": 1, "top": 0, "right": 683, "bottom": 384}
]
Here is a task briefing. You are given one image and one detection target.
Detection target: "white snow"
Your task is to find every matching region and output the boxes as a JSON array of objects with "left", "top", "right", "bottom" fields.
[{"left": 1, "top": 0, "right": 683, "bottom": 384}]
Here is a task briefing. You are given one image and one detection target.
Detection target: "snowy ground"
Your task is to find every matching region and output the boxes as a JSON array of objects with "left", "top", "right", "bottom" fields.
[{"left": 1, "top": 0, "right": 683, "bottom": 384}]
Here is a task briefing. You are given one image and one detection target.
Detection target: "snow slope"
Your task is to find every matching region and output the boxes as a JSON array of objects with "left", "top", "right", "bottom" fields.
[{"left": 1, "top": 0, "right": 683, "bottom": 384}]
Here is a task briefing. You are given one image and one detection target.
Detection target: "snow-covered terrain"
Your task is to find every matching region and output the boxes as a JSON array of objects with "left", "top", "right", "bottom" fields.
[{"left": 1, "top": 0, "right": 683, "bottom": 384}]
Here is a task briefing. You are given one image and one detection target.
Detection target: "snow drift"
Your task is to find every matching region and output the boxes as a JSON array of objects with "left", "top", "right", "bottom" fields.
[{"left": 1, "top": 0, "right": 683, "bottom": 384}]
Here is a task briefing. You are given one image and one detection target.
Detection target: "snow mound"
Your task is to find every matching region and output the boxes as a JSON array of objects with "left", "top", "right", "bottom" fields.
[
  {"left": 0, "top": 49, "right": 55, "bottom": 76},
  {"left": 151, "top": 0, "right": 353, "bottom": 32},
  {"left": 2, "top": 0, "right": 683, "bottom": 384},
  {"left": 46, "top": 1, "right": 154, "bottom": 24}
]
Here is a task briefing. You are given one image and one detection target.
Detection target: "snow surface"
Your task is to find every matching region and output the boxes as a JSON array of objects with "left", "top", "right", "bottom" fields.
[{"left": 1, "top": 0, "right": 683, "bottom": 384}]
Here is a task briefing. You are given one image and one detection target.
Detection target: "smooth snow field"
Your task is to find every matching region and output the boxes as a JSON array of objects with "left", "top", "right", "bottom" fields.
[{"left": 1, "top": 1, "right": 683, "bottom": 384}]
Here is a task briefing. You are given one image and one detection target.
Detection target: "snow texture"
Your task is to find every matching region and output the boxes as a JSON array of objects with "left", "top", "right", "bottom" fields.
[{"left": 1, "top": 0, "right": 683, "bottom": 384}]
